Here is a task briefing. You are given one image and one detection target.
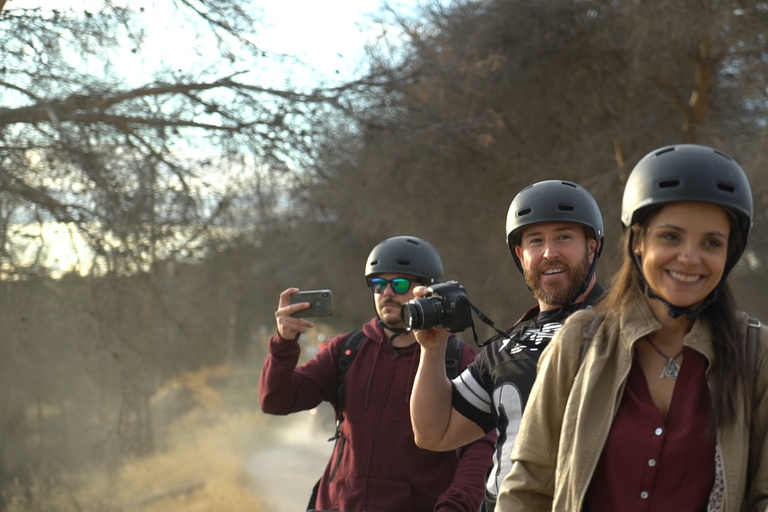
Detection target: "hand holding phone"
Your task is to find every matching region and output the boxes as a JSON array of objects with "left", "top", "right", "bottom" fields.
[{"left": 289, "top": 290, "right": 333, "bottom": 318}]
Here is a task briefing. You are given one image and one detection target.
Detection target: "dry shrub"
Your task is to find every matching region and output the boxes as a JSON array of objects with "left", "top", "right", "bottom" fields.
[{"left": 4, "top": 408, "right": 270, "bottom": 512}]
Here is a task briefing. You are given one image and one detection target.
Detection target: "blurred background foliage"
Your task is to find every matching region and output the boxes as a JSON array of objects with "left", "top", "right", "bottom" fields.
[{"left": 0, "top": 0, "right": 767, "bottom": 509}]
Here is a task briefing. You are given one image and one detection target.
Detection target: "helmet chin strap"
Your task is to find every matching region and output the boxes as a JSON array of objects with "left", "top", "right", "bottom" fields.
[
  {"left": 628, "top": 232, "right": 717, "bottom": 321},
  {"left": 371, "top": 294, "right": 410, "bottom": 344},
  {"left": 376, "top": 318, "right": 409, "bottom": 344},
  {"left": 643, "top": 283, "right": 719, "bottom": 320},
  {"left": 554, "top": 243, "right": 600, "bottom": 315}
]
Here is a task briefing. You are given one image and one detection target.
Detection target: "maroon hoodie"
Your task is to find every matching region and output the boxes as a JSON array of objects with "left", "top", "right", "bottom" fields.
[{"left": 259, "top": 317, "right": 495, "bottom": 512}]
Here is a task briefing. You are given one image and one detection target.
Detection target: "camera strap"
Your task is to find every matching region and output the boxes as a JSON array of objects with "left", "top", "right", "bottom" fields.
[{"left": 466, "top": 300, "right": 509, "bottom": 347}]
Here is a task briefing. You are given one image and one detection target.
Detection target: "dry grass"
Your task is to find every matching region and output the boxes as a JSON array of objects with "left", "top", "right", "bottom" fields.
[
  {"left": 109, "top": 410, "right": 266, "bottom": 512},
  {"left": 4, "top": 365, "right": 273, "bottom": 512}
]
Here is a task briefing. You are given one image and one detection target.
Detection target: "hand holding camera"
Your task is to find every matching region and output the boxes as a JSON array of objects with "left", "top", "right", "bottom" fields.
[{"left": 401, "top": 281, "right": 473, "bottom": 333}]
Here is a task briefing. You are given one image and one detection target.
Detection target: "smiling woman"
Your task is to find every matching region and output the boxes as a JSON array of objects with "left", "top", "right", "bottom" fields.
[{"left": 637, "top": 202, "right": 731, "bottom": 317}]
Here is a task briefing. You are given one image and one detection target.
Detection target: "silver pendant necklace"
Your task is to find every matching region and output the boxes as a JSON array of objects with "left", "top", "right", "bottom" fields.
[{"left": 645, "top": 336, "right": 683, "bottom": 379}]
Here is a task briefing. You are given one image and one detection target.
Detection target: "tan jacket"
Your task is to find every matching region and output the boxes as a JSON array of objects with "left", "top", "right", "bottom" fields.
[{"left": 495, "top": 297, "right": 768, "bottom": 512}]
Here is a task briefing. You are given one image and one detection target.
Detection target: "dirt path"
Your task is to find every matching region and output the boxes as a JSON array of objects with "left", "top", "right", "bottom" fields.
[{"left": 248, "top": 409, "right": 335, "bottom": 511}]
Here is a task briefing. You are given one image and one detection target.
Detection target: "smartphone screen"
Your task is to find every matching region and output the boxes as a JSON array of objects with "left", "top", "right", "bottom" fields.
[{"left": 289, "top": 290, "right": 333, "bottom": 318}]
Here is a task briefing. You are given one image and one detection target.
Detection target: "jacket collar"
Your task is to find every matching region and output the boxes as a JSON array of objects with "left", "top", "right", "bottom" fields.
[{"left": 618, "top": 297, "right": 715, "bottom": 362}]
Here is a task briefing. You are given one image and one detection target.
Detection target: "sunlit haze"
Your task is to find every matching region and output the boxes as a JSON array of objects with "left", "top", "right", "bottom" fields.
[{"left": 7, "top": 0, "right": 420, "bottom": 85}]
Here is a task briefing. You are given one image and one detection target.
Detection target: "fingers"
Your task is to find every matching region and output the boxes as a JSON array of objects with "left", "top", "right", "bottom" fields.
[
  {"left": 277, "top": 315, "right": 315, "bottom": 340},
  {"left": 413, "top": 326, "right": 450, "bottom": 350},
  {"left": 413, "top": 285, "right": 429, "bottom": 298},
  {"left": 278, "top": 287, "right": 299, "bottom": 309},
  {"left": 276, "top": 288, "right": 315, "bottom": 340}
]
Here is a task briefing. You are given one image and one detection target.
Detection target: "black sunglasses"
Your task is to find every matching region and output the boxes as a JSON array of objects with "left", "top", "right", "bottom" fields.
[{"left": 368, "top": 277, "right": 417, "bottom": 295}]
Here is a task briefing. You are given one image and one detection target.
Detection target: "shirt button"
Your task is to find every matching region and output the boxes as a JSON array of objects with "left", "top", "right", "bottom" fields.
[
  {"left": 640, "top": 491, "right": 649, "bottom": 500},
  {"left": 655, "top": 427, "right": 663, "bottom": 436},
  {"left": 648, "top": 459, "right": 657, "bottom": 467}
]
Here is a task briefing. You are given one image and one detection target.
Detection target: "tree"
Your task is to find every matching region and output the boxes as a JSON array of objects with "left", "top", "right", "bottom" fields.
[
  {"left": 0, "top": 0, "right": 366, "bottom": 482},
  {"left": 1, "top": 0, "right": 767, "bottom": 504},
  {"left": 301, "top": 0, "right": 768, "bottom": 330}
]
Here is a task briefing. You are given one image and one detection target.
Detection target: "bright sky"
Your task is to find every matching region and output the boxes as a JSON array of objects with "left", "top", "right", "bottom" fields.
[
  {"left": 3, "top": 0, "right": 424, "bottom": 275},
  {"left": 8, "top": 0, "right": 421, "bottom": 86},
  {"left": 250, "top": 0, "right": 399, "bottom": 83}
]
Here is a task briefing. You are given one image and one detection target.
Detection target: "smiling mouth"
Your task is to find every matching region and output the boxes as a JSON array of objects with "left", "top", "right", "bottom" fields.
[
  {"left": 668, "top": 270, "right": 701, "bottom": 283},
  {"left": 543, "top": 268, "right": 565, "bottom": 276}
]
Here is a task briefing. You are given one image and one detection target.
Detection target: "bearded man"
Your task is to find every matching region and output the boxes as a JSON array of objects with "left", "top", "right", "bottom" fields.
[{"left": 410, "top": 180, "right": 605, "bottom": 512}]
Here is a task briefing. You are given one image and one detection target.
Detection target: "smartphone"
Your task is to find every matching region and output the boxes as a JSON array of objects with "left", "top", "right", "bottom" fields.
[{"left": 290, "top": 289, "right": 333, "bottom": 318}]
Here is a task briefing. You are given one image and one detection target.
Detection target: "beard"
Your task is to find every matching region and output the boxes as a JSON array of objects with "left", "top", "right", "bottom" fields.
[
  {"left": 378, "top": 298, "right": 405, "bottom": 329},
  {"left": 524, "top": 252, "right": 591, "bottom": 307}
]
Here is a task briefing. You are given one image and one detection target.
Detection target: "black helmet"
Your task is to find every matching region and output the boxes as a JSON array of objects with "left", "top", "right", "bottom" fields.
[
  {"left": 622, "top": 144, "right": 753, "bottom": 275},
  {"left": 364, "top": 236, "right": 443, "bottom": 284},
  {"left": 506, "top": 180, "right": 604, "bottom": 273}
]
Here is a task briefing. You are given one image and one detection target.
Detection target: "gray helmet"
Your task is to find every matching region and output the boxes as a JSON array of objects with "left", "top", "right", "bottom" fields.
[
  {"left": 622, "top": 144, "right": 753, "bottom": 275},
  {"left": 506, "top": 180, "right": 604, "bottom": 273},
  {"left": 364, "top": 236, "right": 443, "bottom": 284}
]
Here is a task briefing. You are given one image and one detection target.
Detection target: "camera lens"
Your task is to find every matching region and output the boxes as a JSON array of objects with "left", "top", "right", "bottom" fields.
[
  {"left": 401, "top": 297, "right": 445, "bottom": 331},
  {"left": 401, "top": 303, "right": 422, "bottom": 331}
]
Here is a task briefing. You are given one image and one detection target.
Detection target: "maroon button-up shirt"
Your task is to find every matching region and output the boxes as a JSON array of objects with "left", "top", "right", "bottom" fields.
[{"left": 585, "top": 346, "right": 715, "bottom": 512}]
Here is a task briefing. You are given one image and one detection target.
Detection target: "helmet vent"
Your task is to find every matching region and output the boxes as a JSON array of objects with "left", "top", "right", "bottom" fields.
[
  {"left": 557, "top": 204, "right": 575, "bottom": 212},
  {"left": 717, "top": 182, "right": 736, "bottom": 193},
  {"left": 517, "top": 207, "right": 532, "bottom": 218},
  {"left": 658, "top": 179, "right": 680, "bottom": 189},
  {"left": 714, "top": 150, "right": 733, "bottom": 161},
  {"left": 396, "top": 259, "right": 411, "bottom": 267}
]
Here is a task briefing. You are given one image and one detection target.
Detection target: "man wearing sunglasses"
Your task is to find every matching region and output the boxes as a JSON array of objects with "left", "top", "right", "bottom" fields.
[
  {"left": 409, "top": 181, "right": 606, "bottom": 512},
  {"left": 259, "top": 235, "right": 494, "bottom": 512}
]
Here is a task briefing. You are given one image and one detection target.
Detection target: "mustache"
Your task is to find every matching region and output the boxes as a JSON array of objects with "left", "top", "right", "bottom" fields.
[
  {"left": 538, "top": 261, "right": 568, "bottom": 272},
  {"left": 381, "top": 299, "right": 402, "bottom": 307}
]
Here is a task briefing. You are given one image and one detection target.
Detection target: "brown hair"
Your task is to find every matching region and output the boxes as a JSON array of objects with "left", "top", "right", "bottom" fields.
[{"left": 599, "top": 209, "right": 747, "bottom": 429}]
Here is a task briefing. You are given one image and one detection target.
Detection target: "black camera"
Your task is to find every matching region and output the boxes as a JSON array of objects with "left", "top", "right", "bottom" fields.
[{"left": 401, "top": 281, "right": 472, "bottom": 333}]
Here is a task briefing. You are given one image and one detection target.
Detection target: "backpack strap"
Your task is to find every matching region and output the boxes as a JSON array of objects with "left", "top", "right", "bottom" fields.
[
  {"left": 330, "top": 330, "right": 366, "bottom": 441},
  {"left": 444, "top": 335, "right": 464, "bottom": 380},
  {"left": 338, "top": 330, "right": 367, "bottom": 377},
  {"left": 307, "top": 330, "right": 365, "bottom": 510},
  {"left": 748, "top": 317, "right": 760, "bottom": 362},
  {"left": 331, "top": 330, "right": 464, "bottom": 437},
  {"left": 748, "top": 317, "right": 761, "bottom": 388}
]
